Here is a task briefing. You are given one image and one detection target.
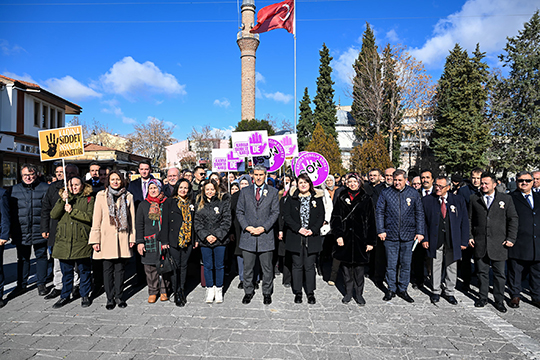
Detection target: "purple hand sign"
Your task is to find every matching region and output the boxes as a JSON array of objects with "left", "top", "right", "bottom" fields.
[
  {"left": 294, "top": 152, "right": 329, "bottom": 187},
  {"left": 226, "top": 150, "right": 241, "bottom": 171},
  {"left": 281, "top": 135, "right": 297, "bottom": 157},
  {"left": 249, "top": 132, "right": 267, "bottom": 156},
  {"left": 267, "top": 138, "right": 285, "bottom": 172}
]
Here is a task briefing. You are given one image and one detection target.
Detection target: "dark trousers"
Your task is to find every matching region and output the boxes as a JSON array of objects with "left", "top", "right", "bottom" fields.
[
  {"left": 329, "top": 258, "right": 341, "bottom": 283},
  {"left": 0, "top": 245, "right": 4, "bottom": 298},
  {"left": 16, "top": 242, "right": 48, "bottom": 287},
  {"left": 476, "top": 255, "right": 506, "bottom": 303},
  {"left": 368, "top": 238, "right": 387, "bottom": 283},
  {"left": 143, "top": 264, "right": 171, "bottom": 295},
  {"left": 243, "top": 250, "right": 273, "bottom": 295},
  {"left": 342, "top": 263, "right": 365, "bottom": 298},
  {"left": 60, "top": 258, "right": 92, "bottom": 299},
  {"left": 384, "top": 240, "right": 414, "bottom": 293},
  {"left": 411, "top": 245, "right": 426, "bottom": 286},
  {"left": 290, "top": 247, "right": 317, "bottom": 295},
  {"left": 103, "top": 258, "right": 127, "bottom": 303},
  {"left": 459, "top": 246, "right": 475, "bottom": 286},
  {"left": 169, "top": 245, "right": 192, "bottom": 292},
  {"left": 281, "top": 252, "right": 292, "bottom": 286},
  {"left": 92, "top": 258, "right": 103, "bottom": 290},
  {"left": 508, "top": 259, "right": 540, "bottom": 302}
]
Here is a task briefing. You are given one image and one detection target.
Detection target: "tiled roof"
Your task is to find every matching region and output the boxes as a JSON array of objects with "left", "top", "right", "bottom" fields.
[
  {"left": 84, "top": 143, "right": 118, "bottom": 152},
  {"left": 0, "top": 74, "right": 40, "bottom": 89}
]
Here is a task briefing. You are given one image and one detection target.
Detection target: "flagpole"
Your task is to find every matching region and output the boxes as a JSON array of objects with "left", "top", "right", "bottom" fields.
[{"left": 293, "top": 0, "right": 297, "bottom": 133}]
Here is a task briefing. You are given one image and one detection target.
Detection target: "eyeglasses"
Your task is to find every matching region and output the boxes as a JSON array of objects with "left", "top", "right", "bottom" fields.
[
  {"left": 434, "top": 184, "right": 449, "bottom": 189},
  {"left": 22, "top": 173, "right": 36, "bottom": 178},
  {"left": 517, "top": 179, "right": 533, "bottom": 183}
]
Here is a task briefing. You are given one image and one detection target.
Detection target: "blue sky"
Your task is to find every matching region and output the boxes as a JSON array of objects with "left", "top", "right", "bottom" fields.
[{"left": 1, "top": 0, "right": 537, "bottom": 142}]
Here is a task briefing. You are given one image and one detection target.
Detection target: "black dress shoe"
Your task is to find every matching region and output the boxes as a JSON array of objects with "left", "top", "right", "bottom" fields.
[
  {"left": 242, "top": 293, "right": 254, "bottom": 304},
  {"left": 355, "top": 295, "right": 366, "bottom": 306},
  {"left": 509, "top": 297, "right": 520, "bottom": 308},
  {"left": 106, "top": 301, "right": 116, "bottom": 310},
  {"left": 263, "top": 294, "right": 272, "bottom": 305},
  {"left": 175, "top": 292, "right": 186, "bottom": 307},
  {"left": 9, "top": 285, "right": 27, "bottom": 299},
  {"left": 342, "top": 294, "right": 352, "bottom": 304},
  {"left": 44, "top": 288, "right": 62, "bottom": 300},
  {"left": 307, "top": 294, "right": 316, "bottom": 305},
  {"left": 494, "top": 302, "right": 507, "bottom": 313},
  {"left": 237, "top": 282, "right": 244, "bottom": 289},
  {"left": 430, "top": 294, "right": 440, "bottom": 304},
  {"left": 445, "top": 295, "right": 458, "bottom": 305},
  {"left": 397, "top": 291, "right": 414, "bottom": 303},
  {"left": 81, "top": 297, "right": 91, "bottom": 308},
  {"left": 283, "top": 283, "right": 291, "bottom": 288},
  {"left": 52, "top": 297, "right": 70, "bottom": 309},
  {"left": 254, "top": 282, "right": 260, "bottom": 290},
  {"left": 0, "top": 298, "right": 5, "bottom": 308},
  {"left": 117, "top": 301, "right": 127, "bottom": 308},
  {"left": 294, "top": 294, "right": 302, "bottom": 304},
  {"left": 38, "top": 284, "right": 50, "bottom": 297},
  {"left": 474, "top": 299, "right": 487, "bottom": 307},
  {"left": 71, "top": 286, "right": 80, "bottom": 299},
  {"left": 383, "top": 291, "right": 395, "bottom": 301}
]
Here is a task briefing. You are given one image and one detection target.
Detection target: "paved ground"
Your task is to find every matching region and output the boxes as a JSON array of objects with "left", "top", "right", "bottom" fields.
[{"left": 2, "top": 243, "right": 540, "bottom": 360}]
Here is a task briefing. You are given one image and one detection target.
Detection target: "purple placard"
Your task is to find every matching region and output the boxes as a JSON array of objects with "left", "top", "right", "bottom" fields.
[
  {"left": 226, "top": 150, "right": 242, "bottom": 171},
  {"left": 291, "top": 151, "right": 307, "bottom": 174},
  {"left": 212, "top": 157, "right": 227, "bottom": 172},
  {"left": 294, "top": 152, "right": 330, "bottom": 187},
  {"left": 267, "top": 138, "right": 285, "bottom": 172},
  {"left": 248, "top": 132, "right": 267, "bottom": 156},
  {"left": 233, "top": 141, "right": 250, "bottom": 157}
]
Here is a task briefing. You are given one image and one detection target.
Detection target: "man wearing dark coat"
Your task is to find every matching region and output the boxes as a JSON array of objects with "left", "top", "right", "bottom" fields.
[
  {"left": 236, "top": 165, "right": 280, "bottom": 305},
  {"left": 508, "top": 171, "right": 540, "bottom": 308},
  {"left": 422, "top": 176, "right": 469, "bottom": 305},
  {"left": 469, "top": 172, "right": 518, "bottom": 313},
  {"left": 0, "top": 187, "right": 11, "bottom": 307}
]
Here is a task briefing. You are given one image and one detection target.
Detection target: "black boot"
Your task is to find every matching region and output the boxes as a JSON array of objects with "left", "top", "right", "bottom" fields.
[{"left": 175, "top": 292, "right": 185, "bottom": 307}]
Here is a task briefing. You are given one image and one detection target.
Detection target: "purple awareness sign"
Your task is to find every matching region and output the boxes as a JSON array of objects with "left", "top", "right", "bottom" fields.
[
  {"left": 267, "top": 138, "right": 285, "bottom": 172},
  {"left": 294, "top": 152, "right": 330, "bottom": 187},
  {"left": 291, "top": 151, "right": 307, "bottom": 174}
]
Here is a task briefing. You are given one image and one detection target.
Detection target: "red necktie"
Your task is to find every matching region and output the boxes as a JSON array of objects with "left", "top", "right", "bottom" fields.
[
  {"left": 441, "top": 197, "right": 447, "bottom": 218},
  {"left": 256, "top": 187, "right": 261, "bottom": 202}
]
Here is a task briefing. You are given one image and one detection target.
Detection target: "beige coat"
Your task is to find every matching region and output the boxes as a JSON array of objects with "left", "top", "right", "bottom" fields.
[{"left": 88, "top": 189, "right": 135, "bottom": 260}]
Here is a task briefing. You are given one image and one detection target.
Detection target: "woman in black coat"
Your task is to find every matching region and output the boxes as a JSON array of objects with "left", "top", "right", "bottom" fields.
[
  {"left": 160, "top": 179, "right": 195, "bottom": 307},
  {"left": 331, "top": 174, "right": 377, "bottom": 305},
  {"left": 283, "top": 173, "right": 325, "bottom": 304}
]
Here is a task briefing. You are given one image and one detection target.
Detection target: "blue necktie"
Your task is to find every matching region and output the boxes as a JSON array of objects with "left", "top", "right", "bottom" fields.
[{"left": 526, "top": 194, "right": 534, "bottom": 209}]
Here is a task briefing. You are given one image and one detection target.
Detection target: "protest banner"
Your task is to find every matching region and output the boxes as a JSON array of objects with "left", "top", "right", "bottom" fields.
[
  {"left": 294, "top": 152, "right": 330, "bottom": 187},
  {"left": 231, "top": 130, "right": 269, "bottom": 157},
  {"left": 272, "top": 134, "right": 298, "bottom": 159},
  {"left": 39, "top": 126, "right": 84, "bottom": 162}
]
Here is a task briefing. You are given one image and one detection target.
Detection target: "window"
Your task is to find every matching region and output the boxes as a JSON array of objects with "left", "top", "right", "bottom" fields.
[
  {"left": 57, "top": 110, "right": 63, "bottom": 127},
  {"left": 50, "top": 107, "right": 55, "bottom": 128},
  {"left": 3, "top": 161, "right": 18, "bottom": 187},
  {"left": 34, "top": 102, "right": 40, "bottom": 126},
  {"left": 42, "top": 105, "right": 48, "bottom": 128}
]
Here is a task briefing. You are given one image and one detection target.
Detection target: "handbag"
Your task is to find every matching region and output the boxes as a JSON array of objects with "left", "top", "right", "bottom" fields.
[{"left": 156, "top": 248, "right": 178, "bottom": 275}]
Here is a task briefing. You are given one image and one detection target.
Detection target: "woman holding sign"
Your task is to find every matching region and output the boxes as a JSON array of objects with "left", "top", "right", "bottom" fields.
[
  {"left": 282, "top": 174, "right": 325, "bottom": 304},
  {"left": 89, "top": 171, "right": 136, "bottom": 310},
  {"left": 330, "top": 174, "right": 377, "bottom": 305}
]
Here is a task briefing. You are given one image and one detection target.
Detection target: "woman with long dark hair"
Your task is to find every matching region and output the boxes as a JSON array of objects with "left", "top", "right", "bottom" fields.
[
  {"left": 160, "top": 178, "right": 195, "bottom": 306},
  {"left": 282, "top": 173, "right": 325, "bottom": 304},
  {"left": 89, "top": 171, "right": 135, "bottom": 310}
]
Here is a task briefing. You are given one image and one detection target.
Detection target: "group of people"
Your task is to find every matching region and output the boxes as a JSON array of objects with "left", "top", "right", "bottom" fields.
[{"left": 0, "top": 159, "right": 539, "bottom": 315}]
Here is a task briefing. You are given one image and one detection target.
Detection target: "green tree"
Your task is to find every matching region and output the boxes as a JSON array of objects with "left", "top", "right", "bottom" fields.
[
  {"left": 381, "top": 43, "right": 402, "bottom": 167},
  {"left": 351, "top": 23, "right": 382, "bottom": 143},
  {"left": 312, "top": 43, "right": 337, "bottom": 140},
  {"left": 234, "top": 118, "right": 276, "bottom": 135},
  {"left": 297, "top": 87, "right": 314, "bottom": 151},
  {"left": 305, "top": 122, "right": 345, "bottom": 175},
  {"left": 349, "top": 133, "right": 393, "bottom": 174},
  {"left": 490, "top": 11, "right": 540, "bottom": 172},
  {"left": 431, "top": 44, "right": 491, "bottom": 174}
]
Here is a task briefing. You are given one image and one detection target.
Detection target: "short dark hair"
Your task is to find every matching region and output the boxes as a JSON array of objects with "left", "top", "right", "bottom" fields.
[
  {"left": 21, "top": 163, "right": 38, "bottom": 174},
  {"left": 393, "top": 169, "right": 407, "bottom": 179},
  {"left": 471, "top": 167, "right": 484, "bottom": 176},
  {"left": 480, "top": 172, "right": 497, "bottom": 183},
  {"left": 420, "top": 170, "right": 433, "bottom": 177},
  {"left": 138, "top": 159, "right": 152, "bottom": 169},
  {"left": 107, "top": 170, "right": 126, "bottom": 188},
  {"left": 516, "top": 171, "right": 532, "bottom": 179},
  {"left": 193, "top": 166, "right": 204, "bottom": 173},
  {"left": 89, "top": 161, "right": 101, "bottom": 169},
  {"left": 369, "top": 168, "right": 383, "bottom": 176},
  {"left": 297, "top": 173, "right": 315, "bottom": 193}
]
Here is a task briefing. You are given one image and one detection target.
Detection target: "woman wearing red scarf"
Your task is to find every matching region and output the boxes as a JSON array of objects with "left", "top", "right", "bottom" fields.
[{"left": 135, "top": 179, "right": 170, "bottom": 303}]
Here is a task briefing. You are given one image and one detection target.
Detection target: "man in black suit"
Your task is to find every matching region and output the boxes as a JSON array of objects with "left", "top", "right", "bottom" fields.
[
  {"left": 86, "top": 161, "right": 105, "bottom": 196},
  {"left": 469, "top": 172, "right": 518, "bottom": 313},
  {"left": 127, "top": 160, "right": 155, "bottom": 210},
  {"left": 508, "top": 171, "right": 540, "bottom": 308},
  {"left": 163, "top": 167, "right": 181, "bottom": 198},
  {"left": 422, "top": 176, "right": 469, "bottom": 305}
]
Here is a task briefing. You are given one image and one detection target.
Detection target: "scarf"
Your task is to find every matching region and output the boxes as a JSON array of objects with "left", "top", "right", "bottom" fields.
[
  {"left": 107, "top": 186, "right": 128, "bottom": 231},
  {"left": 348, "top": 188, "right": 360, "bottom": 201},
  {"left": 177, "top": 196, "right": 192, "bottom": 248},
  {"left": 146, "top": 193, "right": 166, "bottom": 221}
]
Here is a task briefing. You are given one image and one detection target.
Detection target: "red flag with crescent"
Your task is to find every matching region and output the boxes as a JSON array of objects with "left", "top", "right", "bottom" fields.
[{"left": 250, "top": 0, "right": 294, "bottom": 34}]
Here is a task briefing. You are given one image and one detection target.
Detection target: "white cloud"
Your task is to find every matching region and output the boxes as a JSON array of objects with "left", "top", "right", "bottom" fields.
[
  {"left": 409, "top": 0, "right": 538, "bottom": 67},
  {"left": 386, "top": 29, "right": 400, "bottom": 43},
  {"left": 101, "top": 99, "right": 136, "bottom": 125},
  {"left": 100, "top": 56, "right": 186, "bottom": 97},
  {"left": 256, "top": 72, "right": 265, "bottom": 83},
  {"left": 256, "top": 87, "right": 263, "bottom": 99},
  {"left": 264, "top": 91, "right": 293, "bottom": 104},
  {"left": 145, "top": 116, "right": 176, "bottom": 129},
  {"left": 2, "top": 71, "right": 36, "bottom": 84},
  {"left": 213, "top": 126, "right": 234, "bottom": 139},
  {"left": 334, "top": 47, "right": 359, "bottom": 84},
  {"left": 43, "top": 76, "right": 102, "bottom": 101},
  {"left": 213, "top": 98, "right": 231, "bottom": 108},
  {"left": 0, "top": 39, "right": 25, "bottom": 56}
]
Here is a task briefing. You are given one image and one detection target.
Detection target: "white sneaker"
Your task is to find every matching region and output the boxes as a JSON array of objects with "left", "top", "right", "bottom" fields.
[
  {"left": 215, "top": 287, "right": 223, "bottom": 303},
  {"left": 205, "top": 286, "right": 215, "bottom": 303}
]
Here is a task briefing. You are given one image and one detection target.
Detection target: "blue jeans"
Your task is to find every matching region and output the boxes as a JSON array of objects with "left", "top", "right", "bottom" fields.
[
  {"left": 59, "top": 258, "right": 92, "bottom": 299},
  {"left": 16, "top": 242, "right": 48, "bottom": 287},
  {"left": 200, "top": 246, "right": 226, "bottom": 288},
  {"left": 384, "top": 240, "right": 414, "bottom": 293}
]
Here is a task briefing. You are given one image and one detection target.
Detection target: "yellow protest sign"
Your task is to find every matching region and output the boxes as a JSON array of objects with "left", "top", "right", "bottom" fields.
[{"left": 39, "top": 126, "right": 85, "bottom": 161}]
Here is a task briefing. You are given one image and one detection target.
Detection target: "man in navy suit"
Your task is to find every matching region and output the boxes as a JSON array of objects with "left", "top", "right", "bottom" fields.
[
  {"left": 236, "top": 165, "right": 280, "bottom": 305},
  {"left": 422, "top": 176, "right": 469, "bottom": 305},
  {"left": 127, "top": 159, "right": 155, "bottom": 210},
  {"left": 508, "top": 171, "right": 540, "bottom": 308}
]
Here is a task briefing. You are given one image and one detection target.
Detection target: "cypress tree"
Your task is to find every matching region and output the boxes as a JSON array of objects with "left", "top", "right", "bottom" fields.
[
  {"left": 381, "top": 43, "right": 402, "bottom": 167},
  {"left": 312, "top": 43, "right": 338, "bottom": 141},
  {"left": 297, "top": 87, "right": 314, "bottom": 151},
  {"left": 431, "top": 44, "right": 491, "bottom": 174}
]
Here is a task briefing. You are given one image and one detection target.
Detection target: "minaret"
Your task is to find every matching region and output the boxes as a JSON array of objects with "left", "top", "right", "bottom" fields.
[{"left": 237, "top": 0, "right": 259, "bottom": 120}]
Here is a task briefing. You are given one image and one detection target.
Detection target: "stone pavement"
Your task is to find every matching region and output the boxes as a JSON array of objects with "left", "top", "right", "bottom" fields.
[{"left": 2, "top": 243, "right": 540, "bottom": 360}]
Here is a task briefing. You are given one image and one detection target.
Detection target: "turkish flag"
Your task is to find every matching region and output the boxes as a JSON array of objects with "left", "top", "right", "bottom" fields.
[{"left": 250, "top": 0, "right": 294, "bottom": 34}]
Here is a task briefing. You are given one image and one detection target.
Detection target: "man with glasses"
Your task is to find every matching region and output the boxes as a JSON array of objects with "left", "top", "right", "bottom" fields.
[
  {"left": 163, "top": 167, "right": 181, "bottom": 198},
  {"left": 422, "top": 176, "right": 469, "bottom": 305},
  {"left": 9, "top": 164, "right": 50, "bottom": 298},
  {"left": 411, "top": 176, "right": 422, "bottom": 190},
  {"left": 508, "top": 171, "right": 540, "bottom": 308}
]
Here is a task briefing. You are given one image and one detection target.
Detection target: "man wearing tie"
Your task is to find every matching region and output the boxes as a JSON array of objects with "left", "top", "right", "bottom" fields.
[
  {"left": 533, "top": 171, "right": 540, "bottom": 193},
  {"left": 469, "top": 172, "right": 518, "bottom": 313},
  {"left": 86, "top": 161, "right": 105, "bottom": 196},
  {"left": 508, "top": 171, "right": 540, "bottom": 308},
  {"left": 422, "top": 176, "right": 469, "bottom": 305},
  {"left": 236, "top": 165, "right": 280, "bottom": 305},
  {"left": 128, "top": 160, "right": 155, "bottom": 210}
]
